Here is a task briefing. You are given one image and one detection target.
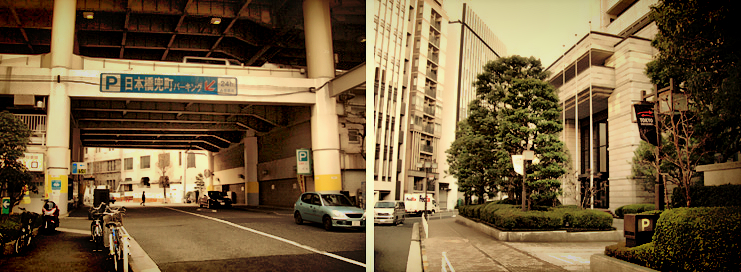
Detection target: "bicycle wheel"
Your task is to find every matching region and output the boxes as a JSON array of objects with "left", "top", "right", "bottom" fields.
[{"left": 15, "top": 235, "right": 24, "bottom": 254}]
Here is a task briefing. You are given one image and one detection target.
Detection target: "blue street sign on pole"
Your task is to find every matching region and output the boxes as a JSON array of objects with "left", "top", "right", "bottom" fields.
[{"left": 100, "top": 73, "right": 237, "bottom": 95}]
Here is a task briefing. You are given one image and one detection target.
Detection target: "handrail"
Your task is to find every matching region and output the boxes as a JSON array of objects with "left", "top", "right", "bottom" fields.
[{"left": 441, "top": 252, "right": 455, "bottom": 272}]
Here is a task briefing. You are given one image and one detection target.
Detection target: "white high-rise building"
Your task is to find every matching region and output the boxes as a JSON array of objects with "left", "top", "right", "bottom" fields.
[{"left": 373, "top": 0, "right": 449, "bottom": 206}]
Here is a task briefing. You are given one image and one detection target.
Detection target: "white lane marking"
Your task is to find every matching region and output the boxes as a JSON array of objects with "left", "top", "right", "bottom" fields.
[
  {"left": 57, "top": 227, "right": 90, "bottom": 235},
  {"left": 163, "top": 207, "right": 366, "bottom": 268}
]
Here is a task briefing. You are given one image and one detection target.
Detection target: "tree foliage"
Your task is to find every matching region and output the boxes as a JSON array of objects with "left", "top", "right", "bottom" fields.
[
  {"left": 447, "top": 56, "right": 567, "bottom": 211},
  {"left": 647, "top": 0, "right": 741, "bottom": 161},
  {"left": 0, "top": 112, "right": 35, "bottom": 215},
  {"left": 638, "top": 0, "right": 738, "bottom": 207}
]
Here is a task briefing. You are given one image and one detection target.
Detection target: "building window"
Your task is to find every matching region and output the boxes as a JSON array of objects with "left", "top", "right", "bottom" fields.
[
  {"left": 125, "top": 158, "right": 133, "bottom": 170},
  {"left": 187, "top": 153, "right": 196, "bottom": 168},
  {"left": 348, "top": 129, "right": 361, "bottom": 144},
  {"left": 141, "top": 156, "right": 150, "bottom": 169}
]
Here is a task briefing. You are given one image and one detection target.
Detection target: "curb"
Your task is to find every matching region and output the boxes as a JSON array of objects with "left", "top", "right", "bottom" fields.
[
  {"left": 406, "top": 222, "right": 422, "bottom": 272},
  {"left": 126, "top": 229, "right": 161, "bottom": 272},
  {"left": 456, "top": 216, "right": 624, "bottom": 242},
  {"left": 419, "top": 222, "right": 429, "bottom": 271}
]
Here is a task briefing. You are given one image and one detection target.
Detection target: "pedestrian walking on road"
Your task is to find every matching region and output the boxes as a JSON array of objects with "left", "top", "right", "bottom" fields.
[{"left": 141, "top": 192, "right": 146, "bottom": 206}]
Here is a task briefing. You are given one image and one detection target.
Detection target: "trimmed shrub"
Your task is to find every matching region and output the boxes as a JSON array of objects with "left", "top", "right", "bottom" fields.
[
  {"left": 651, "top": 206, "right": 741, "bottom": 271},
  {"left": 604, "top": 241, "right": 657, "bottom": 269},
  {"left": 564, "top": 209, "right": 613, "bottom": 229},
  {"left": 671, "top": 184, "right": 741, "bottom": 208},
  {"left": 614, "top": 203, "right": 656, "bottom": 218},
  {"left": 458, "top": 203, "right": 612, "bottom": 231}
]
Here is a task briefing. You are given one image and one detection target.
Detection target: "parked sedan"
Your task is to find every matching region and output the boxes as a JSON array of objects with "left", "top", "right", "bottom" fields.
[
  {"left": 199, "top": 191, "right": 232, "bottom": 209},
  {"left": 294, "top": 192, "right": 365, "bottom": 231}
]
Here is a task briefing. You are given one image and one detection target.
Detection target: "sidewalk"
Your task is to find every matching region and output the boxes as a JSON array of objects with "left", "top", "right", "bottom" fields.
[
  {"left": 421, "top": 216, "right": 624, "bottom": 272},
  {"left": 422, "top": 217, "right": 567, "bottom": 272}
]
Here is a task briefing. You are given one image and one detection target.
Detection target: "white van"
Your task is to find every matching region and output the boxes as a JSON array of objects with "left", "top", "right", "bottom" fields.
[
  {"left": 403, "top": 194, "right": 438, "bottom": 215},
  {"left": 374, "top": 200, "right": 406, "bottom": 225}
]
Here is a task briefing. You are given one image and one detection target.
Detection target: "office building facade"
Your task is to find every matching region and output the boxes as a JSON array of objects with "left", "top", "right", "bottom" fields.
[
  {"left": 373, "top": 0, "right": 448, "bottom": 205},
  {"left": 546, "top": 0, "right": 660, "bottom": 211}
]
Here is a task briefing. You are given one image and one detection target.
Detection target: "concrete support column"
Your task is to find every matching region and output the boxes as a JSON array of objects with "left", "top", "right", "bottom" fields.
[
  {"left": 244, "top": 137, "right": 259, "bottom": 206},
  {"left": 46, "top": 0, "right": 76, "bottom": 215},
  {"left": 303, "top": 0, "right": 342, "bottom": 193},
  {"left": 50, "top": 0, "right": 76, "bottom": 69},
  {"left": 207, "top": 152, "right": 214, "bottom": 191}
]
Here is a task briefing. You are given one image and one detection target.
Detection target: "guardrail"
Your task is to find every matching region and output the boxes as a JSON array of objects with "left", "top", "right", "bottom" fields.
[
  {"left": 442, "top": 252, "right": 455, "bottom": 272},
  {"left": 118, "top": 226, "right": 132, "bottom": 272}
]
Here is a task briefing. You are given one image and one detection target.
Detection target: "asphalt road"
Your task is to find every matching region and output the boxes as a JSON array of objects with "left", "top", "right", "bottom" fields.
[
  {"left": 374, "top": 216, "right": 419, "bottom": 272},
  {"left": 125, "top": 205, "right": 365, "bottom": 271}
]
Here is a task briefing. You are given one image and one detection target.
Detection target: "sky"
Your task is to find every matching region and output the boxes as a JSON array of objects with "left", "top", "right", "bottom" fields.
[{"left": 444, "top": 0, "right": 597, "bottom": 67}]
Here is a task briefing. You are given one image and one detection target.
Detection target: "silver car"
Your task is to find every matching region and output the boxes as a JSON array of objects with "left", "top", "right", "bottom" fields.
[{"left": 294, "top": 192, "right": 366, "bottom": 231}]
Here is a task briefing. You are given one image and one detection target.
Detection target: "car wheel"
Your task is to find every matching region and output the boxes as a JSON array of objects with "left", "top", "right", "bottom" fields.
[
  {"left": 323, "top": 216, "right": 333, "bottom": 231},
  {"left": 294, "top": 211, "right": 303, "bottom": 225},
  {"left": 393, "top": 217, "right": 398, "bottom": 226}
]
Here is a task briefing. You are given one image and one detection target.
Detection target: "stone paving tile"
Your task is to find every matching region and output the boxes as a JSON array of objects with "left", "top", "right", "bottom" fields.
[{"left": 423, "top": 218, "right": 568, "bottom": 272}]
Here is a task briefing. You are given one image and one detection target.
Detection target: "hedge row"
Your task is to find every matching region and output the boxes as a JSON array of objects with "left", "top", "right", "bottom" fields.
[
  {"left": 604, "top": 242, "right": 657, "bottom": 269},
  {"left": 671, "top": 184, "right": 741, "bottom": 208},
  {"left": 651, "top": 206, "right": 741, "bottom": 271},
  {"left": 614, "top": 203, "right": 656, "bottom": 218},
  {"left": 458, "top": 202, "right": 613, "bottom": 230},
  {"left": 606, "top": 206, "right": 741, "bottom": 271}
]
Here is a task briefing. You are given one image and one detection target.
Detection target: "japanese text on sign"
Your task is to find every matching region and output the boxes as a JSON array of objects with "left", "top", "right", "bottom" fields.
[{"left": 101, "top": 73, "right": 237, "bottom": 95}]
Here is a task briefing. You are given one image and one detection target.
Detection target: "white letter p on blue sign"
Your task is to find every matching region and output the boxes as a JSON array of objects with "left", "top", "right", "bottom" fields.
[{"left": 103, "top": 75, "right": 121, "bottom": 92}]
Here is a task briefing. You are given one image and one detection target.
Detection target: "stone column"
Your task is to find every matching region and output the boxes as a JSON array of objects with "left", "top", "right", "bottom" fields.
[
  {"left": 303, "top": 0, "right": 342, "bottom": 193},
  {"left": 46, "top": 0, "right": 76, "bottom": 215},
  {"left": 244, "top": 136, "right": 259, "bottom": 206}
]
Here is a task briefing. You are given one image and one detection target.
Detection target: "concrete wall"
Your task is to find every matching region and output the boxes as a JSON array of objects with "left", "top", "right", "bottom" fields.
[{"left": 697, "top": 161, "right": 741, "bottom": 186}]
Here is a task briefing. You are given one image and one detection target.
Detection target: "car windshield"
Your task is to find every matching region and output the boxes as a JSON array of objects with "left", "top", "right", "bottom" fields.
[
  {"left": 374, "top": 202, "right": 395, "bottom": 208},
  {"left": 208, "top": 191, "right": 225, "bottom": 199},
  {"left": 321, "top": 194, "right": 354, "bottom": 206}
]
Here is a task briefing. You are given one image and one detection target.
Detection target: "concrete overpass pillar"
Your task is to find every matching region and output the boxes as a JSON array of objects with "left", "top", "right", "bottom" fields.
[
  {"left": 46, "top": 0, "right": 76, "bottom": 215},
  {"left": 303, "top": 0, "right": 342, "bottom": 193},
  {"left": 244, "top": 137, "right": 259, "bottom": 205},
  {"left": 207, "top": 152, "right": 214, "bottom": 191}
]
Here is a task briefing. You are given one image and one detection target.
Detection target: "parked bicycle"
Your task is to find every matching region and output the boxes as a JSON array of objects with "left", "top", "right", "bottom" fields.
[
  {"left": 15, "top": 208, "right": 34, "bottom": 254},
  {"left": 90, "top": 202, "right": 108, "bottom": 252},
  {"left": 102, "top": 206, "right": 127, "bottom": 271}
]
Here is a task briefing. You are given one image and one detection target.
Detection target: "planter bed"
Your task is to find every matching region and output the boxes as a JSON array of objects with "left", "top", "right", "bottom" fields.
[{"left": 456, "top": 216, "right": 623, "bottom": 242}]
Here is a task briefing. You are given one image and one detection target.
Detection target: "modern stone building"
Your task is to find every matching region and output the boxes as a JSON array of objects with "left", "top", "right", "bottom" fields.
[{"left": 546, "top": 0, "right": 660, "bottom": 211}]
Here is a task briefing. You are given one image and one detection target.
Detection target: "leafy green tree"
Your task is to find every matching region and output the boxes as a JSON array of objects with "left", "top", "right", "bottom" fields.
[
  {"left": 647, "top": 0, "right": 740, "bottom": 160},
  {"left": 0, "top": 112, "right": 35, "bottom": 216},
  {"left": 446, "top": 120, "right": 503, "bottom": 204},
  {"left": 448, "top": 55, "right": 567, "bottom": 211},
  {"left": 637, "top": 0, "right": 737, "bottom": 207},
  {"left": 194, "top": 173, "right": 206, "bottom": 192}
]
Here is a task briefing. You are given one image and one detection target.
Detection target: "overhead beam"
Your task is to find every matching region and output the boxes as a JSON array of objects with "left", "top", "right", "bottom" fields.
[
  {"left": 206, "top": 0, "right": 254, "bottom": 58},
  {"left": 6, "top": 2, "right": 33, "bottom": 52},
  {"left": 163, "top": 0, "right": 194, "bottom": 61},
  {"left": 330, "top": 62, "right": 365, "bottom": 97},
  {"left": 78, "top": 121, "right": 245, "bottom": 131}
]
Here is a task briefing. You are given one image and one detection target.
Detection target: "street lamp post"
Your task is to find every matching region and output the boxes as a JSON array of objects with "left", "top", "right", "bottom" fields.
[{"left": 416, "top": 159, "right": 437, "bottom": 220}]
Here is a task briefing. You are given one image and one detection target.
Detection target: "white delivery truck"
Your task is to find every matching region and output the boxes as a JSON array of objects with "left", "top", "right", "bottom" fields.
[{"left": 403, "top": 193, "right": 438, "bottom": 216}]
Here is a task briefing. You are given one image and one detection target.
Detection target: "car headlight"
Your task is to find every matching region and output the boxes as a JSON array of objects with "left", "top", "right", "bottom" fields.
[{"left": 331, "top": 210, "right": 348, "bottom": 219}]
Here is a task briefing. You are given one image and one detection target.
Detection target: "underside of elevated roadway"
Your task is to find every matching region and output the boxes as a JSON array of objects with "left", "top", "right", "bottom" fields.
[{"left": 1, "top": 0, "right": 366, "bottom": 214}]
